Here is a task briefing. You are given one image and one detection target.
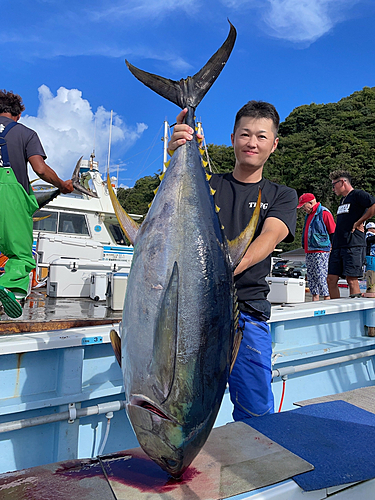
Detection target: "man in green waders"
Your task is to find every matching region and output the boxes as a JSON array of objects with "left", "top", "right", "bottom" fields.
[{"left": 0, "top": 90, "right": 74, "bottom": 318}]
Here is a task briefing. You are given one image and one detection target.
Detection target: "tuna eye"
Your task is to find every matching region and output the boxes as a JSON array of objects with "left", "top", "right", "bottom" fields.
[{"left": 136, "top": 400, "right": 171, "bottom": 420}]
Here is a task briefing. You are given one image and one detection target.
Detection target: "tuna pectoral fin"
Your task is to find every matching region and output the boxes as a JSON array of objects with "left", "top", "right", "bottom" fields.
[
  {"left": 110, "top": 329, "right": 122, "bottom": 367},
  {"left": 227, "top": 190, "right": 261, "bottom": 269},
  {"left": 106, "top": 173, "right": 139, "bottom": 246},
  {"left": 125, "top": 21, "right": 236, "bottom": 111},
  {"left": 150, "top": 262, "right": 178, "bottom": 402}
]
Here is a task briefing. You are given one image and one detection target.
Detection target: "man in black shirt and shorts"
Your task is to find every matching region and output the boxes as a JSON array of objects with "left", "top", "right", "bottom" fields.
[
  {"left": 168, "top": 101, "right": 297, "bottom": 421},
  {"left": 327, "top": 170, "right": 375, "bottom": 298}
]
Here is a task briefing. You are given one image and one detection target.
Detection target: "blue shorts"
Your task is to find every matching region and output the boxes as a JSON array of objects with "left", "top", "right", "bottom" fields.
[
  {"left": 328, "top": 247, "right": 365, "bottom": 278},
  {"left": 228, "top": 311, "right": 274, "bottom": 421}
]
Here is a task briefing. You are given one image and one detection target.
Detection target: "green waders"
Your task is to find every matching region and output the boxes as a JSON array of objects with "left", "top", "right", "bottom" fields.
[{"left": 0, "top": 166, "right": 39, "bottom": 296}]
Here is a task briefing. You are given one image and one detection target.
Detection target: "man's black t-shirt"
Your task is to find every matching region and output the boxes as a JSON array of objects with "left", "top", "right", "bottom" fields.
[
  {"left": 333, "top": 189, "right": 375, "bottom": 249},
  {"left": 210, "top": 173, "right": 297, "bottom": 318},
  {"left": 0, "top": 116, "right": 46, "bottom": 192}
]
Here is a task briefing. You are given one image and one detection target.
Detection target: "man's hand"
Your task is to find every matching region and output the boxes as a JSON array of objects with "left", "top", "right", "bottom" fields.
[
  {"left": 352, "top": 221, "right": 365, "bottom": 233},
  {"left": 59, "top": 180, "right": 74, "bottom": 194},
  {"left": 167, "top": 108, "right": 203, "bottom": 153}
]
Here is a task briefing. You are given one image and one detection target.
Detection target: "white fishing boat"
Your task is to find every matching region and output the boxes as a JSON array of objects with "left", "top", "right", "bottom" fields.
[{"left": 32, "top": 155, "right": 140, "bottom": 275}]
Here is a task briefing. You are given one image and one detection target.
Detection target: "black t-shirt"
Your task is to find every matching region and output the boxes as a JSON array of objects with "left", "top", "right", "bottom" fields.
[
  {"left": 210, "top": 173, "right": 297, "bottom": 317},
  {"left": 0, "top": 116, "right": 46, "bottom": 192},
  {"left": 332, "top": 189, "right": 375, "bottom": 249}
]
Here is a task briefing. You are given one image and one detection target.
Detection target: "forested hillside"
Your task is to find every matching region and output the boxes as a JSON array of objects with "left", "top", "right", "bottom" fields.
[{"left": 117, "top": 86, "right": 375, "bottom": 251}]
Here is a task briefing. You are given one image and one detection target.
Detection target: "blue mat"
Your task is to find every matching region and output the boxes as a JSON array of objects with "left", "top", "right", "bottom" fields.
[{"left": 245, "top": 400, "right": 375, "bottom": 491}]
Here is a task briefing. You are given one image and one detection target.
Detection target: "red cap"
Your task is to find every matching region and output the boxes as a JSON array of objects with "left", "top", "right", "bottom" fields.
[{"left": 297, "top": 193, "right": 315, "bottom": 209}]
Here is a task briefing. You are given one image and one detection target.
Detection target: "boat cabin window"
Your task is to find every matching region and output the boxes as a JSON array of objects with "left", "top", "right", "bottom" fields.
[
  {"left": 107, "top": 223, "right": 129, "bottom": 245},
  {"left": 33, "top": 210, "right": 58, "bottom": 233},
  {"left": 58, "top": 213, "right": 90, "bottom": 236}
]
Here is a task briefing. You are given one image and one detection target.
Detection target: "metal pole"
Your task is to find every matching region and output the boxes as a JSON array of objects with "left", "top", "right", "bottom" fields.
[
  {"left": 272, "top": 348, "right": 375, "bottom": 378},
  {"left": 0, "top": 400, "right": 126, "bottom": 434}
]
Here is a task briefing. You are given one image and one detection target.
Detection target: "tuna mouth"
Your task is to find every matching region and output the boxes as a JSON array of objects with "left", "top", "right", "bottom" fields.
[{"left": 129, "top": 396, "right": 175, "bottom": 422}]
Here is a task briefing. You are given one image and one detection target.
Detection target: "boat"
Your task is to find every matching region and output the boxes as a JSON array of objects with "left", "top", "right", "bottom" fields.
[
  {"left": 1, "top": 294, "right": 375, "bottom": 498},
  {"left": 32, "top": 154, "right": 140, "bottom": 277},
  {"left": 1, "top": 131, "right": 375, "bottom": 498}
]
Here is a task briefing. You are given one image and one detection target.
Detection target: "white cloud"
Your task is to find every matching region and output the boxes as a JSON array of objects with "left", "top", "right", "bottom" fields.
[
  {"left": 88, "top": 0, "right": 199, "bottom": 22},
  {"left": 21, "top": 85, "right": 147, "bottom": 181},
  {"left": 264, "top": 0, "right": 333, "bottom": 42},
  {"left": 222, "top": 0, "right": 362, "bottom": 44}
]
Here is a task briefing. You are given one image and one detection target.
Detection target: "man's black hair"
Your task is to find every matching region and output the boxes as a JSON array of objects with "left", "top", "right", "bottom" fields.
[
  {"left": 233, "top": 100, "right": 280, "bottom": 136},
  {"left": 0, "top": 90, "right": 25, "bottom": 116},
  {"left": 329, "top": 170, "right": 352, "bottom": 185}
]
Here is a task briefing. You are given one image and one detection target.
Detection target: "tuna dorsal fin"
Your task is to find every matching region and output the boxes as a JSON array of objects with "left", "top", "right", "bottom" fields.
[
  {"left": 125, "top": 21, "right": 236, "bottom": 112},
  {"left": 106, "top": 173, "right": 139, "bottom": 245},
  {"left": 150, "top": 261, "right": 179, "bottom": 403},
  {"left": 71, "top": 156, "right": 98, "bottom": 198},
  {"left": 227, "top": 189, "right": 261, "bottom": 269},
  {"left": 110, "top": 329, "right": 122, "bottom": 367}
]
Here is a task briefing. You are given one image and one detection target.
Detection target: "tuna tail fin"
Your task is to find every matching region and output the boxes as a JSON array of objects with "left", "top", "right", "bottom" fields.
[
  {"left": 72, "top": 157, "right": 99, "bottom": 198},
  {"left": 110, "top": 329, "right": 122, "bottom": 367},
  {"left": 227, "top": 189, "right": 261, "bottom": 268},
  {"left": 106, "top": 173, "right": 140, "bottom": 246},
  {"left": 125, "top": 21, "right": 236, "bottom": 112}
]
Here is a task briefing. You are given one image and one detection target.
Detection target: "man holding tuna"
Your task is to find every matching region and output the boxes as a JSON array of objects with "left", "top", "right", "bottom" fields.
[
  {"left": 0, "top": 90, "right": 74, "bottom": 318},
  {"left": 169, "top": 101, "right": 297, "bottom": 421}
]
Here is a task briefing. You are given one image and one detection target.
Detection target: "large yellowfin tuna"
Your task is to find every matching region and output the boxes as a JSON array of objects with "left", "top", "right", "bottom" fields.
[{"left": 110, "top": 22, "right": 261, "bottom": 477}]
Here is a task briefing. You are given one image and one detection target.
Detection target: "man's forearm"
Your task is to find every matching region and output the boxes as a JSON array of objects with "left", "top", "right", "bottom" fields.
[
  {"left": 29, "top": 155, "right": 72, "bottom": 193},
  {"left": 234, "top": 217, "right": 289, "bottom": 276},
  {"left": 36, "top": 167, "right": 65, "bottom": 190},
  {"left": 360, "top": 205, "right": 375, "bottom": 225}
]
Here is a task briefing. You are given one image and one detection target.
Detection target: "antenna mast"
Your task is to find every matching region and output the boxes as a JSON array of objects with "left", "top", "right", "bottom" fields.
[{"left": 107, "top": 110, "right": 113, "bottom": 174}]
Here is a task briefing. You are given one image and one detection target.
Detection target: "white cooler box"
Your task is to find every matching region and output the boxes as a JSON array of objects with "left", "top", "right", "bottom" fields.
[
  {"left": 90, "top": 272, "right": 108, "bottom": 301},
  {"left": 36, "top": 234, "right": 103, "bottom": 264},
  {"left": 47, "top": 258, "right": 131, "bottom": 298},
  {"left": 338, "top": 279, "right": 367, "bottom": 298},
  {"left": 267, "top": 276, "right": 305, "bottom": 303},
  {"left": 106, "top": 272, "right": 129, "bottom": 310}
]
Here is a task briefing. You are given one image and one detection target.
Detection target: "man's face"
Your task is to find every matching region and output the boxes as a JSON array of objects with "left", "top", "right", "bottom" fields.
[
  {"left": 231, "top": 117, "right": 278, "bottom": 172},
  {"left": 332, "top": 178, "right": 345, "bottom": 196},
  {"left": 302, "top": 201, "right": 314, "bottom": 214}
]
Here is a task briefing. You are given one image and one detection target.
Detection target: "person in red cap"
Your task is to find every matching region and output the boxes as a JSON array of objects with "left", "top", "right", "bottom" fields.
[{"left": 298, "top": 193, "right": 336, "bottom": 301}]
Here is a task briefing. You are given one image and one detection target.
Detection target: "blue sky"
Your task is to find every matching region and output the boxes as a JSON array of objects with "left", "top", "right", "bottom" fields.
[{"left": 2, "top": 0, "right": 375, "bottom": 187}]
